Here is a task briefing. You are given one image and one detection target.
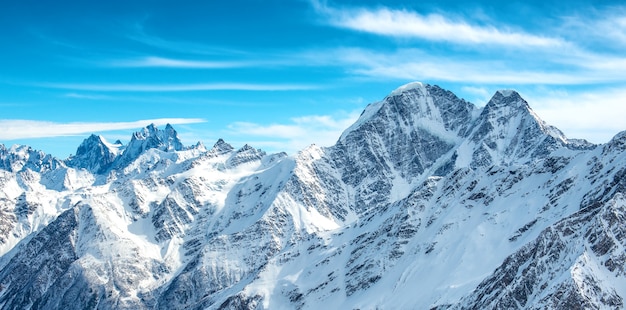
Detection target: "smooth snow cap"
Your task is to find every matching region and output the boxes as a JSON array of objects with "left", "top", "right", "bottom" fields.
[{"left": 389, "top": 81, "right": 425, "bottom": 97}]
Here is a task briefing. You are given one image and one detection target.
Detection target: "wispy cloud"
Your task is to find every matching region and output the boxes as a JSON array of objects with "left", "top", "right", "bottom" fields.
[
  {"left": 127, "top": 21, "right": 249, "bottom": 56},
  {"left": 300, "top": 2, "right": 626, "bottom": 87},
  {"left": 528, "top": 88, "right": 626, "bottom": 143},
  {"left": 38, "top": 82, "right": 319, "bottom": 92},
  {"left": 460, "top": 86, "right": 491, "bottom": 106},
  {"left": 559, "top": 8, "right": 626, "bottom": 49},
  {"left": 64, "top": 93, "right": 110, "bottom": 100},
  {"left": 108, "top": 56, "right": 251, "bottom": 69},
  {"left": 227, "top": 111, "right": 361, "bottom": 153},
  {"left": 324, "top": 47, "right": 626, "bottom": 85},
  {"left": 0, "top": 118, "right": 206, "bottom": 140},
  {"left": 315, "top": 3, "right": 565, "bottom": 48}
]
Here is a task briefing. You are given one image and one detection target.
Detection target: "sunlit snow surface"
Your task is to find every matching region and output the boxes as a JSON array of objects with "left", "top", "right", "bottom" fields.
[{"left": 0, "top": 83, "right": 625, "bottom": 309}]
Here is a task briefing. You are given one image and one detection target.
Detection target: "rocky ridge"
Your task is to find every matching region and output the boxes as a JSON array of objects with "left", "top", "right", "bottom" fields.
[{"left": 0, "top": 82, "right": 624, "bottom": 309}]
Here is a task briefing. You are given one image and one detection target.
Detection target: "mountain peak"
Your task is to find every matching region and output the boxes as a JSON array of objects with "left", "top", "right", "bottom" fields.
[
  {"left": 212, "top": 138, "right": 234, "bottom": 154},
  {"left": 388, "top": 81, "right": 427, "bottom": 97},
  {"left": 111, "top": 123, "right": 184, "bottom": 170},
  {"left": 340, "top": 83, "right": 474, "bottom": 143},
  {"left": 67, "top": 134, "right": 118, "bottom": 173},
  {"left": 0, "top": 144, "right": 62, "bottom": 173},
  {"left": 460, "top": 89, "right": 569, "bottom": 168},
  {"left": 486, "top": 89, "right": 527, "bottom": 110},
  {"left": 226, "top": 143, "right": 266, "bottom": 167},
  {"left": 133, "top": 123, "right": 183, "bottom": 151},
  {"left": 605, "top": 130, "right": 626, "bottom": 153},
  {"left": 496, "top": 89, "right": 518, "bottom": 97}
]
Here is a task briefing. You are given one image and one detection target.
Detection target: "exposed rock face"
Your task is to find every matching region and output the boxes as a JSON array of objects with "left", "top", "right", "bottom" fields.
[
  {"left": 66, "top": 134, "right": 119, "bottom": 174},
  {"left": 454, "top": 194, "right": 626, "bottom": 310},
  {"left": 0, "top": 83, "right": 624, "bottom": 309}
]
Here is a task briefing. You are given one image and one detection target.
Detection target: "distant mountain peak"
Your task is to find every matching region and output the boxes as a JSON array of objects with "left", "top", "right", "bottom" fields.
[
  {"left": 0, "top": 144, "right": 62, "bottom": 173},
  {"left": 110, "top": 123, "right": 184, "bottom": 170},
  {"left": 485, "top": 89, "right": 528, "bottom": 110},
  {"left": 227, "top": 143, "right": 266, "bottom": 167},
  {"left": 66, "top": 134, "right": 118, "bottom": 173},
  {"left": 212, "top": 138, "right": 234, "bottom": 154},
  {"left": 605, "top": 130, "right": 626, "bottom": 153}
]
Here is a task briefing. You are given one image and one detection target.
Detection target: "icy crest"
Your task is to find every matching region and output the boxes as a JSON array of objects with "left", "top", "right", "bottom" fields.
[
  {"left": 112, "top": 123, "right": 184, "bottom": 170},
  {"left": 389, "top": 81, "right": 425, "bottom": 97}
]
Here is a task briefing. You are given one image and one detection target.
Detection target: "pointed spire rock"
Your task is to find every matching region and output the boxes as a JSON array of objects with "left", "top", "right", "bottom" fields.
[
  {"left": 604, "top": 130, "right": 626, "bottom": 153},
  {"left": 226, "top": 144, "right": 266, "bottom": 167},
  {"left": 192, "top": 141, "right": 206, "bottom": 151},
  {"left": 111, "top": 124, "right": 185, "bottom": 170},
  {"left": 66, "top": 134, "right": 118, "bottom": 173},
  {"left": 485, "top": 89, "right": 528, "bottom": 110},
  {"left": 212, "top": 139, "right": 234, "bottom": 154},
  {"left": 459, "top": 90, "right": 572, "bottom": 168},
  {"left": 0, "top": 144, "right": 63, "bottom": 173}
]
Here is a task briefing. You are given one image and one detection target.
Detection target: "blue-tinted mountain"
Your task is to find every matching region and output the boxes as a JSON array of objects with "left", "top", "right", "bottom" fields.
[{"left": 0, "top": 83, "right": 624, "bottom": 309}]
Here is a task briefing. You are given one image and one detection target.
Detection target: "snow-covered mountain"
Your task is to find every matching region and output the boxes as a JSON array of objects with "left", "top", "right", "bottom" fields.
[{"left": 0, "top": 82, "right": 625, "bottom": 309}]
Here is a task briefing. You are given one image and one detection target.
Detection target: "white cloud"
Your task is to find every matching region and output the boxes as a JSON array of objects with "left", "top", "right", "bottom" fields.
[
  {"left": 127, "top": 23, "right": 248, "bottom": 56},
  {"left": 526, "top": 88, "right": 626, "bottom": 143},
  {"left": 318, "top": 4, "right": 564, "bottom": 48},
  {"left": 109, "top": 56, "right": 250, "bottom": 69},
  {"left": 461, "top": 86, "right": 490, "bottom": 97},
  {"left": 227, "top": 111, "right": 362, "bottom": 154},
  {"left": 306, "top": 3, "right": 626, "bottom": 87},
  {"left": 38, "top": 82, "right": 318, "bottom": 92},
  {"left": 107, "top": 56, "right": 306, "bottom": 69},
  {"left": 64, "top": 93, "right": 110, "bottom": 100},
  {"left": 0, "top": 118, "right": 206, "bottom": 140},
  {"left": 326, "top": 47, "right": 626, "bottom": 85},
  {"left": 559, "top": 9, "right": 626, "bottom": 49},
  {"left": 460, "top": 86, "right": 492, "bottom": 106}
]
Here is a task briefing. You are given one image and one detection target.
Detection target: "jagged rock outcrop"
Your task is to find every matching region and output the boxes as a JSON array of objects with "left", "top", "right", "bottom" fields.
[
  {"left": 0, "top": 144, "right": 63, "bottom": 173},
  {"left": 66, "top": 134, "right": 120, "bottom": 174},
  {"left": 454, "top": 193, "right": 626, "bottom": 310},
  {"left": 112, "top": 123, "right": 184, "bottom": 171}
]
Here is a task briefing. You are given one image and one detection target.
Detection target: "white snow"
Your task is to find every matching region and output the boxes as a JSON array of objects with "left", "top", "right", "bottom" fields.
[
  {"left": 389, "top": 81, "right": 425, "bottom": 97},
  {"left": 1, "top": 84, "right": 625, "bottom": 310}
]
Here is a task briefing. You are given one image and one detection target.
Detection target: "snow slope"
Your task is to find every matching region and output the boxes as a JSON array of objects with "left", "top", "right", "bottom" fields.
[{"left": 0, "top": 83, "right": 625, "bottom": 309}]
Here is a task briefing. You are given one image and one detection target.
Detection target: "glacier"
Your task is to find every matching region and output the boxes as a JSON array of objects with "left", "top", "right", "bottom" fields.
[{"left": 0, "top": 83, "right": 625, "bottom": 309}]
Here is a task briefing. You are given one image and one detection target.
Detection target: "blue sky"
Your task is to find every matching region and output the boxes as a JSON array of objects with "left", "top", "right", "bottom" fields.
[{"left": 2, "top": 0, "right": 626, "bottom": 158}]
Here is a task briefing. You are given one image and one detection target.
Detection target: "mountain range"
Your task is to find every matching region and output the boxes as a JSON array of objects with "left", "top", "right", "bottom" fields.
[{"left": 0, "top": 82, "right": 625, "bottom": 309}]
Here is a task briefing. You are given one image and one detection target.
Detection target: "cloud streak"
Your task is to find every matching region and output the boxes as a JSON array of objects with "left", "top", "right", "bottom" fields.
[
  {"left": 306, "top": 3, "right": 626, "bottom": 87},
  {"left": 39, "top": 82, "right": 318, "bottom": 92},
  {"left": 317, "top": 3, "right": 565, "bottom": 48},
  {"left": 320, "top": 47, "right": 626, "bottom": 85},
  {"left": 529, "top": 88, "right": 626, "bottom": 143},
  {"left": 227, "top": 111, "right": 361, "bottom": 154},
  {"left": 109, "top": 56, "right": 252, "bottom": 69},
  {"left": 0, "top": 118, "right": 206, "bottom": 140}
]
